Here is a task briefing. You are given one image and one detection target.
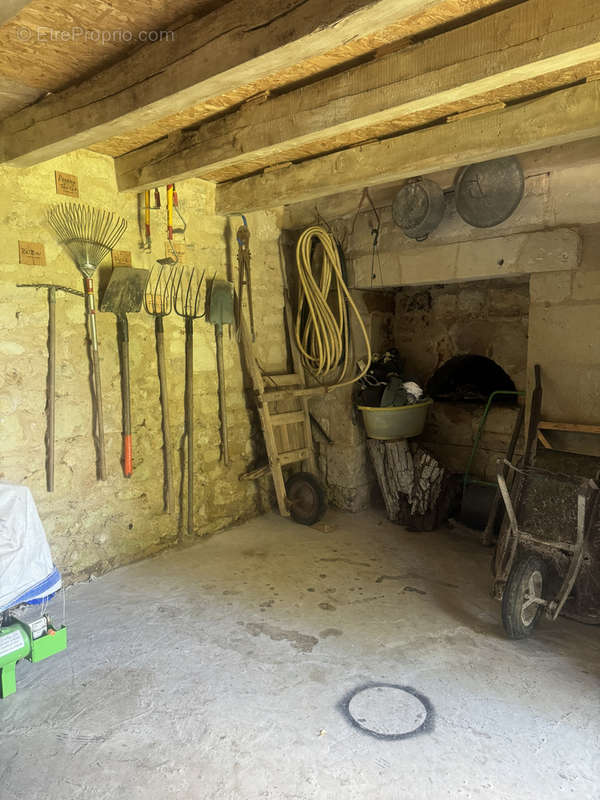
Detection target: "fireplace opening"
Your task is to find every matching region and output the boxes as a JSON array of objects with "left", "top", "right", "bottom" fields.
[{"left": 426, "top": 354, "right": 517, "bottom": 403}]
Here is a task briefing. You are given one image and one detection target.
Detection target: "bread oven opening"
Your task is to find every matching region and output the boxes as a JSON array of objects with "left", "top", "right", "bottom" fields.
[{"left": 426, "top": 354, "right": 517, "bottom": 404}]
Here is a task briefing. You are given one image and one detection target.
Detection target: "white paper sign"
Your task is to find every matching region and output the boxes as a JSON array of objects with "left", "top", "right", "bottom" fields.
[{"left": 0, "top": 629, "right": 25, "bottom": 659}]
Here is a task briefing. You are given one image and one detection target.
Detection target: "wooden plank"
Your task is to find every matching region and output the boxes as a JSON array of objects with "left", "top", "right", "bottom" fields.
[
  {"left": 537, "top": 430, "right": 553, "bottom": 449},
  {"left": 446, "top": 101, "right": 505, "bottom": 122},
  {"left": 270, "top": 411, "right": 306, "bottom": 427},
  {"left": 216, "top": 81, "right": 600, "bottom": 213},
  {"left": 116, "top": 0, "right": 600, "bottom": 191},
  {"left": 538, "top": 421, "right": 600, "bottom": 434},
  {"left": 279, "top": 448, "right": 311, "bottom": 466},
  {"left": 263, "top": 373, "right": 302, "bottom": 387},
  {"left": 0, "top": 0, "right": 492, "bottom": 166},
  {"left": 265, "top": 387, "right": 329, "bottom": 403}
]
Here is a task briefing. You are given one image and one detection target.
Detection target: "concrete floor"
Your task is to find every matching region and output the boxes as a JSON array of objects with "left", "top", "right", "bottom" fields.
[{"left": 1, "top": 509, "right": 599, "bottom": 800}]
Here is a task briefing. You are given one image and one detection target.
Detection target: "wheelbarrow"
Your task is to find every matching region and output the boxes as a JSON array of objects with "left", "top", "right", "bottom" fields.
[{"left": 492, "top": 458, "right": 599, "bottom": 638}]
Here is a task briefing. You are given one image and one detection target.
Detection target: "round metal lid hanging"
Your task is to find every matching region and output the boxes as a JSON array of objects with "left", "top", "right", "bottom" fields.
[
  {"left": 392, "top": 178, "right": 445, "bottom": 241},
  {"left": 455, "top": 156, "right": 524, "bottom": 228}
]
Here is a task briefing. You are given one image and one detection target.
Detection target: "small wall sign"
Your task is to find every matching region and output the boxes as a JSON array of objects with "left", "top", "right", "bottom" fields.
[
  {"left": 111, "top": 249, "right": 132, "bottom": 267},
  {"left": 18, "top": 241, "right": 46, "bottom": 266},
  {"left": 55, "top": 171, "right": 79, "bottom": 198}
]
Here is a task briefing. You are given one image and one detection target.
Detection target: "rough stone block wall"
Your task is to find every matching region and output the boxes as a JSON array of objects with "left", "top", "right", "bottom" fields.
[
  {"left": 0, "top": 150, "right": 286, "bottom": 581},
  {"left": 393, "top": 278, "right": 529, "bottom": 480},
  {"left": 527, "top": 227, "right": 600, "bottom": 457}
]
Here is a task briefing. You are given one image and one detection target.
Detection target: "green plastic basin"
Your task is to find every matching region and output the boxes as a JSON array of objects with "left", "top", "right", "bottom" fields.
[{"left": 358, "top": 398, "right": 433, "bottom": 440}]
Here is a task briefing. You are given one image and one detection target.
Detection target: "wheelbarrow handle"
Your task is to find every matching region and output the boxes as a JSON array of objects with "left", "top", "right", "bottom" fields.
[{"left": 496, "top": 459, "right": 519, "bottom": 535}]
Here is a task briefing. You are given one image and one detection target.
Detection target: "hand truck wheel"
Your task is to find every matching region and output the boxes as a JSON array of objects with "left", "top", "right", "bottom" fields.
[
  {"left": 501, "top": 554, "right": 546, "bottom": 639},
  {"left": 285, "top": 472, "right": 327, "bottom": 526}
]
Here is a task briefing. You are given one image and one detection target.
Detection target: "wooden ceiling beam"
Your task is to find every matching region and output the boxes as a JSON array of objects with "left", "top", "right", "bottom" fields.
[
  {"left": 116, "top": 0, "right": 600, "bottom": 191},
  {"left": 215, "top": 81, "right": 600, "bottom": 213},
  {"left": 0, "top": 0, "right": 497, "bottom": 166}
]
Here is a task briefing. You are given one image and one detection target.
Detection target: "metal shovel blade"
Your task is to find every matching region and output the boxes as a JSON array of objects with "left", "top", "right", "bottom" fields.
[
  {"left": 207, "top": 279, "right": 234, "bottom": 327},
  {"left": 100, "top": 267, "right": 150, "bottom": 314}
]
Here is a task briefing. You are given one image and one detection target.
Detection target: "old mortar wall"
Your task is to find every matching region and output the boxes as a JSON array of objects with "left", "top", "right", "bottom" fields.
[{"left": 0, "top": 149, "right": 286, "bottom": 581}]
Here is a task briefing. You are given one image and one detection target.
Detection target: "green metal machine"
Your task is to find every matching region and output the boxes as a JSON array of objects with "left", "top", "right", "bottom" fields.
[{"left": 0, "top": 614, "right": 67, "bottom": 698}]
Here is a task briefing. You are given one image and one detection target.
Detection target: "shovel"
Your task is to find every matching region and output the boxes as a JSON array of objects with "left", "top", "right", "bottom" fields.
[
  {"left": 100, "top": 267, "right": 150, "bottom": 477},
  {"left": 207, "top": 278, "right": 235, "bottom": 465}
]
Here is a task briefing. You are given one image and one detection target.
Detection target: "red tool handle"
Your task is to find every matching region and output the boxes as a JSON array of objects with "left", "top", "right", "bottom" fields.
[{"left": 123, "top": 434, "right": 132, "bottom": 478}]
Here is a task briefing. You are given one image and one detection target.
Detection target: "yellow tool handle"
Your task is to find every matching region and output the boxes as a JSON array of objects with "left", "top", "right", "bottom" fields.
[{"left": 166, "top": 184, "right": 174, "bottom": 239}]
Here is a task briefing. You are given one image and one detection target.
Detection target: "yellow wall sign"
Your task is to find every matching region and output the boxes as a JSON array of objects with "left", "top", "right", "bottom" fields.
[
  {"left": 55, "top": 171, "right": 79, "bottom": 198},
  {"left": 111, "top": 250, "right": 132, "bottom": 267},
  {"left": 18, "top": 241, "right": 46, "bottom": 266}
]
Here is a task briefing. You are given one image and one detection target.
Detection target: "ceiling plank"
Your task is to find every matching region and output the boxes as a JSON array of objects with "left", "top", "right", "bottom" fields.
[
  {"left": 215, "top": 81, "right": 600, "bottom": 213},
  {"left": 0, "top": 0, "right": 501, "bottom": 166},
  {"left": 116, "top": 0, "right": 600, "bottom": 192}
]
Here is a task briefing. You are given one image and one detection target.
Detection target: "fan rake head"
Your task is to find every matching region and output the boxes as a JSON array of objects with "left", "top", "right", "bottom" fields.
[
  {"left": 48, "top": 202, "right": 127, "bottom": 279},
  {"left": 173, "top": 266, "right": 206, "bottom": 320},
  {"left": 144, "top": 264, "right": 176, "bottom": 317}
]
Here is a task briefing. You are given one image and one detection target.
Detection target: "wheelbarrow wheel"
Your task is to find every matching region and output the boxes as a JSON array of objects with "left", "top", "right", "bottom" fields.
[
  {"left": 285, "top": 472, "right": 327, "bottom": 526},
  {"left": 501, "top": 555, "right": 546, "bottom": 639}
]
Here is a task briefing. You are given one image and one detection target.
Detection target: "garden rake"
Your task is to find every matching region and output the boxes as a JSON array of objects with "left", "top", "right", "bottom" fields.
[
  {"left": 48, "top": 202, "right": 127, "bottom": 480},
  {"left": 174, "top": 267, "right": 206, "bottom": 538}
]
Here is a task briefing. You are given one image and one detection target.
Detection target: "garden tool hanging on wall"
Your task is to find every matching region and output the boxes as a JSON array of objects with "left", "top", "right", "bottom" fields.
[
  {"left": 207, "top": 278, "right": 235, "bottom": 466},
  {"left": 100, "top": 267, "right": 150, "bottom": 478},
  {"left": 139, "top": 188, "right": 161, "bottom": 252},
  {"left": 48, "top": 203, "right": 127, "bottom": 480},
  {"left": 144, "top": 265, "right": 176, "bottom": 513},
  {"left": 16, "top": 282, "right": 84, "bottom": 492},
  {"left": 174, "top": 267, "right": 206, "bottom": 539},
  {"left": 159, "top": 184, "right": 187, "bottom": 265},
  {"left": 235, "top": 216, "right": 255, "bottom": 340}
]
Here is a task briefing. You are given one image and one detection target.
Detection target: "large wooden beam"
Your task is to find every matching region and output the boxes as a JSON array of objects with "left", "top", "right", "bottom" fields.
[
  {"left": 117, "top": 0, "right": 600, "bottom": 192},
  {"left": 215, "top": 81, "right": 600, "bottom": 213},
  {"left": 0, "top": 0, "right": 495, "bottom": 166}
]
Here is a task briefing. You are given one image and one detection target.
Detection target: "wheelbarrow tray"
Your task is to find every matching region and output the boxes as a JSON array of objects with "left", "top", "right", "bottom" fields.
[{"left": 494, "top": 459, "right": 599, "bottom": 623}]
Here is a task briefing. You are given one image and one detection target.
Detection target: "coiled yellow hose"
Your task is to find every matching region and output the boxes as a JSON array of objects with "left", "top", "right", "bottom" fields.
[{"left": 294, "top": 225, "right": 371, "bottom": 389}]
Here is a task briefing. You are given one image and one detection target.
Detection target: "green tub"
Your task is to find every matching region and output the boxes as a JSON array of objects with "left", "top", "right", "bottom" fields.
[{"left": 358, "top": 398, "right": 433, "bottom": 440}]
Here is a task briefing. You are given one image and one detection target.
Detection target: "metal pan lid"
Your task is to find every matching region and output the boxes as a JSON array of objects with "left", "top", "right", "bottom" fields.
[{"left": 455, "top": 156, "right": 524, "bottom": 228}]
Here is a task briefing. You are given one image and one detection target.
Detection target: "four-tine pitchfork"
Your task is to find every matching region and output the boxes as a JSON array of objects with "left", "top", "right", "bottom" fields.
[
  {"left": 174, "top": 267, "right": 206, "bottom": 538},
  {"left": 144, "top": 265, "right": 176, "bottom": 514}
]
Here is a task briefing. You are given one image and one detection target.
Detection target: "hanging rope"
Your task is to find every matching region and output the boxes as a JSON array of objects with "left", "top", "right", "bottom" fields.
[{"left": 294, "top": 225, "right": 371, "bottom": 389}]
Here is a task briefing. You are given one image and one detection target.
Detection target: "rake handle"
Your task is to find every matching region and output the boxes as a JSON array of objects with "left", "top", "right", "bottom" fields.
[
  {"left": 84, "top": 277, "right": 107, "bottom": 481},
  {"left": 155, "top": 316, "right": 174, "bottom": 513}
]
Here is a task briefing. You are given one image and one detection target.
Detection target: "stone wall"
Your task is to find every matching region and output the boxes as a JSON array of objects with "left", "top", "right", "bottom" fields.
[
  {"left": 394, "top": 278, "right": 529, "bottom": 480},
  {"left": 0, "top": 149, "right": 286, "bottom": 581},
  {"left": 527, "top": 228, "right": 600, "bottom": 457},
  {"left": 309, "top": 290, "right": 395, "bottom": 511}
]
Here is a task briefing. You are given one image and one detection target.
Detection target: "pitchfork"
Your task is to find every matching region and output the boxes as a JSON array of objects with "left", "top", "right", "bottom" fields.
[
  {"left": 173, "top": 267, "right": 205, "bottom": 538},
  {"left": 144, "top": 265, "right": 176, "bottom": 514}
]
